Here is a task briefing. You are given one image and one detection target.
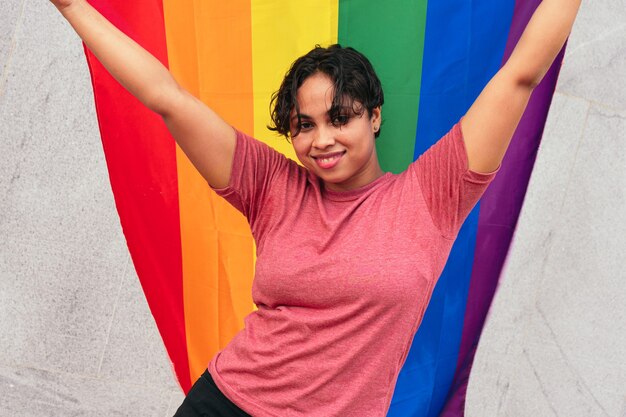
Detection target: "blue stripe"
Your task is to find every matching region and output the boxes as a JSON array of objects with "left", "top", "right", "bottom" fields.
[{"left": 388, "top": 1, "right": 514, "bottom": 416}]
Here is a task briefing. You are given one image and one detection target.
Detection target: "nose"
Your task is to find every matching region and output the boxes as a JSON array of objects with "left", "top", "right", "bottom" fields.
[{"left": 312, "top": 125, "right": 336, "bottom": 149}]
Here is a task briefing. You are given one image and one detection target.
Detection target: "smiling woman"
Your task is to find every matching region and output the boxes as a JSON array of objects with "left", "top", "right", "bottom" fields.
[
  {"left": 266, "top": 44, "right": 385, "bottom": 192},
  {"left": 290, "top": 72, "right": 383, "bottom": 192},
  {"left": 47, "top": 0, "right": 581, "bottom": 415},
  {"left": 203, "top": 94, "right": 497, "bottom": 417}
]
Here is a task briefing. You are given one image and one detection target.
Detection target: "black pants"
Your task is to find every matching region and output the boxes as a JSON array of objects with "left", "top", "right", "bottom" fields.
[{"left": 174, "top": 370, "right": 251, "bottom": 417}]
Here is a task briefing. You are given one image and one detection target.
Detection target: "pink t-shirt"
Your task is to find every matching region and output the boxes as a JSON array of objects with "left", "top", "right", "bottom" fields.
[{"left": 208, "top": 122, "right": 497, "bottom": 417}]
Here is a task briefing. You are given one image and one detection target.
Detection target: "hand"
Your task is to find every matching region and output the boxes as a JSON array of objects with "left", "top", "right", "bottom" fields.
[{"left": 49, "top": 0, "right": 80, "bottom": 12}]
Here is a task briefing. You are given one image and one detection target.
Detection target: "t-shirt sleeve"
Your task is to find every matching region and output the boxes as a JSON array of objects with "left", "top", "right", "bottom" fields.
[
  {"left": 410, "top": 120, "right": 499, "bottom": 239},
  {"left": 210, "top": 129, "right": 290, "bottom": 225}
]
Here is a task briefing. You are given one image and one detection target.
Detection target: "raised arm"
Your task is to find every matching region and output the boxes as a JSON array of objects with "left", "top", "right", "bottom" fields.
[
  {"left": 50, "top": 0, "right": 236, "bottom": 188},
  {"left": 461, "top": 0, "right": 582, "bottom": 173}
]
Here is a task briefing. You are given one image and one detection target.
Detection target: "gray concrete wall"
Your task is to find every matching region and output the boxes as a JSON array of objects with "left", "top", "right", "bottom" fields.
[
  {"left": 0, "top": 1, "right": 184, "bottom": 415},
  {"left": 466, "top": 2, "right": 626, "bottom": 415},
  {"left": 0, "top": 1, "right": 623, "bottom": 416}
]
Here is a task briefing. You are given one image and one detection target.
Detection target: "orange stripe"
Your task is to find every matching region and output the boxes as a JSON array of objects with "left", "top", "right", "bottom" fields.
[{"left": 163, "top": 0, "right": 256, "bottom": 384}]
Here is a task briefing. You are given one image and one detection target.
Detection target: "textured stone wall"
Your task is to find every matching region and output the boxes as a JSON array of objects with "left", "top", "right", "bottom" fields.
[{"left": 467, "top": 1, "right": 626, "bottom": 415}]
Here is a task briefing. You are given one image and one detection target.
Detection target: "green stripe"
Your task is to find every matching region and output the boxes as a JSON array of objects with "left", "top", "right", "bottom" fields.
[{"left": 338, "top": 0, "right": 427, "bottom": 173}]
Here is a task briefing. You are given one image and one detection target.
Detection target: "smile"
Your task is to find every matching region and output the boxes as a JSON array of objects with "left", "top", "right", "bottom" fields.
[{"left": 312, "top": 151, "right": 345, "bottom": 169}]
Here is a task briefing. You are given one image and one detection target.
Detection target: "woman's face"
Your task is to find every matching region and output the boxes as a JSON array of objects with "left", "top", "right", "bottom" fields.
[{"left": 290, "top": 72, "right": 383, "bottom": 192}]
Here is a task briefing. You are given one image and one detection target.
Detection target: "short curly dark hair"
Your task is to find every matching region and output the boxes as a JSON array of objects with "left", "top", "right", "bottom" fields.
[{"left": 268, "top": 44, "right": 384, "bottom": 139}]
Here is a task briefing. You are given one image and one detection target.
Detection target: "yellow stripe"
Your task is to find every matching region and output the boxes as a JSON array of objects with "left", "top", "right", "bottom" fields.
[{"left": 251, "top": 1, "right": 339, "bottom": 157}]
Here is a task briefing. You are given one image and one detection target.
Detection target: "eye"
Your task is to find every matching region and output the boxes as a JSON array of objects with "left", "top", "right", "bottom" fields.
[
  {"left": 331, "top": 114, "right": 350, "bottom": 127},
  {"left": 299, "top": 121, "right": 314, "bottom": 131}
]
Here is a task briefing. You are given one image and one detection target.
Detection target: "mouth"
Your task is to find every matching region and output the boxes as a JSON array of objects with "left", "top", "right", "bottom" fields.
[{"left": 311, "top": 151, "right": 345, "bottom": 169}]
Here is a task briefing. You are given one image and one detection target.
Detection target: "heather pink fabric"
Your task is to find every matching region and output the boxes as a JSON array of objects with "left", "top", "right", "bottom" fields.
[{"left": 207, "top": 121, "right": 497, "bottom": 417}]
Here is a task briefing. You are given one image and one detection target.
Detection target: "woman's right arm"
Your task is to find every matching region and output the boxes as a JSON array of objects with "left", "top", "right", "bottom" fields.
[{"left": 51, "top": 0, "right": 236, "bottom": 188}]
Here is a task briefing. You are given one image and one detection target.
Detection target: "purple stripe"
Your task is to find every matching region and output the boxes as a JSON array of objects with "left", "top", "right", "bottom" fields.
[{"left": 441, "top": 1, "right": 567, "bottom": 414}]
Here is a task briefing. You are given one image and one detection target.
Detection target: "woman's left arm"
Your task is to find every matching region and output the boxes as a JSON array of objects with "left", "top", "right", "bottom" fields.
[{"left": 461, "top": 0, "right": 582, "bottom": 173}]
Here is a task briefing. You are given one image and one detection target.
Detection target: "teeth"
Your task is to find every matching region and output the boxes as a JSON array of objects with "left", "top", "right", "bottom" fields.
[{"left": 317, "top": 154, "right": 340, "bottom": 163}]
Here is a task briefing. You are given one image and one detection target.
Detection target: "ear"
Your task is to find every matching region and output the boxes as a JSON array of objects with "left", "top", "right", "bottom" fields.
[{"left": 371, "top": 107, "right": 381, "bottom": 132}]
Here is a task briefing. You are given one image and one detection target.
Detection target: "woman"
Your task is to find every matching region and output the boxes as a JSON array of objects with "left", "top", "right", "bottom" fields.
[{"left": 50, "top": 1, "right": 581, "bottom": 416}]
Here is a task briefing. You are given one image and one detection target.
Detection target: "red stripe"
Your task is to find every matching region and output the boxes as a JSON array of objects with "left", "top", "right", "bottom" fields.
[{"left": 84, "top": 0, "right": 191, "bottom": 390}]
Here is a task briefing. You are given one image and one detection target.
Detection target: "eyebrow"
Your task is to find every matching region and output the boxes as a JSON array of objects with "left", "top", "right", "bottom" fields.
[
  {"left": 290, "top": 106, "right": 356, "bottom": 122},
  {"left": 290, "top": 113, "right": 311, "bottom": 122}
]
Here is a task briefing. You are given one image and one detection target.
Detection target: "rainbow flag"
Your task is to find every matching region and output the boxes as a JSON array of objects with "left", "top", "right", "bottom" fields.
[{"left": 83, "top": 1, "right": 565, "bottom": 415}]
